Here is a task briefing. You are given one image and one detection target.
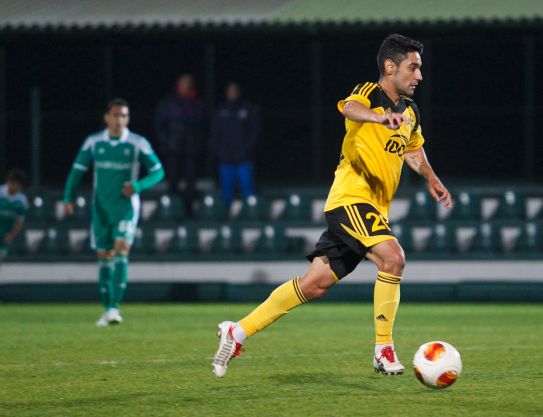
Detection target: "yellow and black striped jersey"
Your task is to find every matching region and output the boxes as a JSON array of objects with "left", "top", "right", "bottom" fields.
[{"left": 324, "top": 82, "right": 425, "bottom": 217}]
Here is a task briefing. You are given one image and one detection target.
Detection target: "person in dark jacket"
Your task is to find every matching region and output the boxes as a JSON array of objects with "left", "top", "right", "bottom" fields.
[
  {"left": 155, "top": 74, "right": 204, "bottom": 216},
  {"left": 210, "top": 82, "right": 259, "bottom": 207}
]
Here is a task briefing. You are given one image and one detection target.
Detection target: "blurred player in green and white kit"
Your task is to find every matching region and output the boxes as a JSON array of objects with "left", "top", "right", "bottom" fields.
[
  {"left": 63, "top": 99, "right": 165, "bottom": 327},
  {"left": 0, "top": 169, "right": 28, "bottom": 263}
]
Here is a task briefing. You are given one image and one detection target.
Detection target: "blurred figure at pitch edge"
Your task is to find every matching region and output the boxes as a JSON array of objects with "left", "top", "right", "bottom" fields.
[
  {"left": 0, "top": 169, "right": 28, "bottom": 265},
  {"left": 155, "top": 74, "right": 204, "bottom": 216},
  {"left": 210, "top": 82, "right": 260, "bottom": 207}
]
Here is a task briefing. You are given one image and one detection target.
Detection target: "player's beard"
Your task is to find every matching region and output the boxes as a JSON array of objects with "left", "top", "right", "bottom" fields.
[
  {"left": 398, "top": 85, "right": 414, "bottom": 97},
  {"left": 393, "top": 77, "right": 413, "bottom": 98},
  {"left": 109, "top": 125, "right": 124, "bottom": 136}
]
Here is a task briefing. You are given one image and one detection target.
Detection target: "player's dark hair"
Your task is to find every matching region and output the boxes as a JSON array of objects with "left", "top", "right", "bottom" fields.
[
  {"left": 6, "top": 168, "right": 27, "bottom": 185},
  {"left": 377, "top": 34, "right": 423, "bottom": 75},
  {"left": 105, "top": 98, "right": 129, "bottom": 113}
]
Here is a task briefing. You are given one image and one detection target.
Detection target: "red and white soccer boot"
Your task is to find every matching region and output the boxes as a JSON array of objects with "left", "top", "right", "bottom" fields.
[
  {"left": 373, "top": 345, "right": 405, "bottom": 376},
  {"left": 212, "top": 321, "right": 244, "bottom": 378}
]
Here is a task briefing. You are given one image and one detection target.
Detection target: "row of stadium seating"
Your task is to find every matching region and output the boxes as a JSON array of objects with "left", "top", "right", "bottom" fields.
[
  {"left": 24, "top": 189, "right": 543, "bottom": 225},
  {"left": 393, "top": 220, "right": 542, "bottom": 257},
  {"left": 27, "top": 193, "right": 316, "bottom": 225},
  {"left": 8, "top": 186, "right": 542, "bottom": 261},
  {"left": 9, "top": 220, "right": 543, "bottom": 261},
  {"left": 10, "top": 223, "right": 305, "bottom": 261}
]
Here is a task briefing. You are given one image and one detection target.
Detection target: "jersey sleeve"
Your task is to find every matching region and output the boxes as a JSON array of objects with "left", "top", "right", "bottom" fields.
[
  {"left": 63, "top": 137, "right": 93, "bottom": 202},
  {"left": 72, "top": 137, "right": 94, "bottom": 172},
  {"left": 133, "top": 139, "right": 165, "bottom": 193},
  {"left": 405, "top": 102, "right": 425, "bottom": 152},
  {"left": 337, "top": 82, "right": 378, "bottom": 112},
  {"left": 137, "top": 138, "right": 163, "bottom": 173},
  {"left": 406, "top": 125, "right": 425, "bottom": 152}
]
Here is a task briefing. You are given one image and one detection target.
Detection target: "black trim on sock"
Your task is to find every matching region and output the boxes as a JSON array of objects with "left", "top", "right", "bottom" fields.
[{"left": 292, "top": 277, "right": 308, "bottom": 304}]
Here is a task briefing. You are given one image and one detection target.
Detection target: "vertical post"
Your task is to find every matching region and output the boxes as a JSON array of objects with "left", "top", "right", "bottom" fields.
[
  {"left": 420, "top": 40, "right": 432, "bottom": 139},
  {"left": 104, "top": 43, "right": 113, "bottom": 100},
  {"left": 414, "top": 40, "right": 433, "bottom": 186},
  {"left": 0, "top": 47, "right": 6, "bottom": 176},
  {"left": 204, "top": 42, "right": 215, "bottom": 114},
  {"left": 204, "top": 41, "right": 215, "bottom": 178},
  {"left": 311, "top": 40, "right": 323, "bottom": 182},
  {"left": 30, "top": 87, "right": 41, "bottom": 189},
  {"left": 523, "top": 35, "right": 535, "bottom": 181}
]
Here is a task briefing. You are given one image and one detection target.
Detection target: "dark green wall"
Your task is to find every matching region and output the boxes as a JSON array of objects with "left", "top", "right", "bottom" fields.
[{"left": 2, "top": 281, "right": 542, "bottom": 303}]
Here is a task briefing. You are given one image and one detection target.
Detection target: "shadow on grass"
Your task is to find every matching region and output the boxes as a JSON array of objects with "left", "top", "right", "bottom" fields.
[
  {"left": 266, "top": 371, "right": 379, "bottom": 391},
  {"left": 0, "top": 391, "right": 157, "bottom": 410}
]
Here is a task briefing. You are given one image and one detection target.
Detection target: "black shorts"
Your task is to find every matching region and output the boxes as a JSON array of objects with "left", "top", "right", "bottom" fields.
[{"left": 307, "top": 203, "right": 396, "bottom": 280}]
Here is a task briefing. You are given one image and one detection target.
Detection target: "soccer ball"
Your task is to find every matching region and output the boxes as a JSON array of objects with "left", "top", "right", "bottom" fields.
[{"left": 413, "top": 341, "right": 462, "bottom": 389}]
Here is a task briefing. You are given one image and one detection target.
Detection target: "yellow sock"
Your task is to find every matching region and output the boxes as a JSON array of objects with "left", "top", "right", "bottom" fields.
[
  {"left": 374, "top": 271, "right": 402, "bottom": 344},
  {"left": 239, "top": 277, "right": 307, "bottom": 337}
]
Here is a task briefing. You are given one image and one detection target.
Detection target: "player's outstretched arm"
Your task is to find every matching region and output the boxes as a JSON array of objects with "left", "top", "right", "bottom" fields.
[
  {"left": 404, "top": 147, "right": 452, "bottom": 208},
  {"left": 341, "top": 101, "right": 406, "bottom": 130}
]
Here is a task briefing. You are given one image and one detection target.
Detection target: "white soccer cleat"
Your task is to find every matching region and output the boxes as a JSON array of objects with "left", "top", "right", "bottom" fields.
[
  {"left": 212, "top": 321, "right": 244, "bottom": 378},
  {"left": 95, "top": 312, "right": 109, "bottom": 327},
  {"left": 373, "top": 345, "right": 405, "bottom": 376},
  {"left": 106, "top": 308, "right": 123, "bottom": 325}
]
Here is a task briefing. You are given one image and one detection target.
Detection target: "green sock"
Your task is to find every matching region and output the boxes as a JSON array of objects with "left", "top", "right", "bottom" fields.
[
  {"left": 112, "top": 254, "right": 128, "bottom": 308},
  {"left": 98, "top": 259, "right": 114, "bottom": 309}
]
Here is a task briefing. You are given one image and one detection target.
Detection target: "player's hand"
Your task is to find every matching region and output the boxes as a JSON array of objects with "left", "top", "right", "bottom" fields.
[
  {"left": 64, "top": 202, "right": 75, "bottom": 216},
  {"left": 427, "top": 179, "right": 452, "bottom": 209},
  {"left": 122, "top": 182, "right": 135, "bottom": 197},
  {"left": 4, "top": 233, "right": 14, "bottom": 244},
  {"left": 379, "top": 113, "right": 406, "bottom": 130}
]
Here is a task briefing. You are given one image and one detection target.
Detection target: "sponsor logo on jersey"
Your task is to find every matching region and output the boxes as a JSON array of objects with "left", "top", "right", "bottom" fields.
[
  {"left": 384, "top": 134, "right": 408, "bottom": 157},
  {"left": 95, "top": 161, "right": 132, "bottom": 170}
]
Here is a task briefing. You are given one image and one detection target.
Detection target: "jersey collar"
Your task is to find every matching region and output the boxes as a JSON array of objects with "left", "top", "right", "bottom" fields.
[
  {"left": 377, "top": 83, "right": 407, "bottom": 113},
  {"left": 101, "top": 128, "right": 130, "bottom": 144}
]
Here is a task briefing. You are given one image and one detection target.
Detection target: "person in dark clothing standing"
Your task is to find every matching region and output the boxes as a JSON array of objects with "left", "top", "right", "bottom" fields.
[
  {"left": 155, "top": 74, "right": 204, "bottom": 216},
  {"left": 210, "top": 82, "right": 260, "bottom": 207}
]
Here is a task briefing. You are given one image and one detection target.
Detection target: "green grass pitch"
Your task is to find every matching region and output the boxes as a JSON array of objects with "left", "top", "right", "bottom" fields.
[{"left": 1, "top": 303, "right": 542, "bottom": 417}]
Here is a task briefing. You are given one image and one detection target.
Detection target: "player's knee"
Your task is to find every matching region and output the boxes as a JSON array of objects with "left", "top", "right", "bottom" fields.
[
  {"left": 381, "top": 251, "right": 406, "bottom": 275},
  {"left": 113, "top": 240, "right": 130, "bottom": 255},
  {"left": 97, "top": 250, "right": 114, "bottom": 260}
]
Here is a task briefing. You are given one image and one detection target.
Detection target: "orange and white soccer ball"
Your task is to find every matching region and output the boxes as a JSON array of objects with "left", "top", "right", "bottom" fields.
[{"left": 413, "top": 341, "right": 462, "bottom": 389}]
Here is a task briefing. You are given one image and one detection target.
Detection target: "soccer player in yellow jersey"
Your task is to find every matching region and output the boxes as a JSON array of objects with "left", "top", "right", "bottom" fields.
[{"left": 213, "top": 34, "right": 452, "bottom": 378}]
